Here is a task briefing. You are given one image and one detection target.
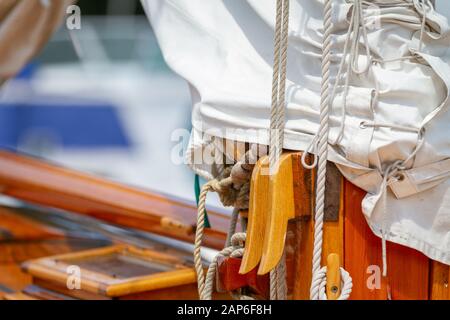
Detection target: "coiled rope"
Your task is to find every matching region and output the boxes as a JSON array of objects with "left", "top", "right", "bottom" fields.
[
  {"left": 194, "top": 146, "right": 266, "bottom": 300},
  {"left": 194, "top": 168, "right": 248, "bottom": 300}
]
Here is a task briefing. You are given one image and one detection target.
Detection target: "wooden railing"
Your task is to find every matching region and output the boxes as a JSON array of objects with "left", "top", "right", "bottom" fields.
[{"left": 0, "top": 150, "right": 228, "bottom": 249}]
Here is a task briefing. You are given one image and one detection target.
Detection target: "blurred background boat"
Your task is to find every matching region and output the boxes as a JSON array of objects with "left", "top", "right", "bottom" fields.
[{"left": 0, "top": 0, "right": 226, "bottom": 208}]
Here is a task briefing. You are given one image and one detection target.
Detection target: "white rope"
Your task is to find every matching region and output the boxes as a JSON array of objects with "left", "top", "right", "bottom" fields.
[
  {"left": 225, "top": 208, "right": 240, "bottom": 247},
  {"left": 194, "top": 0, "right": 289, "bottom": 300},
  {"left": 268, "top": 0, "right": 290, "bottom": 301},
  {"left": 376, "top": 0, "right": 431, "bottom": 278},
  {"left": 329, "top": 0, "right": 373, "bottom": 146},
  {"left": 202, "top": 233, "right": 252, "bottom": 300},
  {"left": 269, "top": 0, "right": 290, "bottom": 177},
  {"left": 194, "top": 179, "right": 225, "bottom": 300}
]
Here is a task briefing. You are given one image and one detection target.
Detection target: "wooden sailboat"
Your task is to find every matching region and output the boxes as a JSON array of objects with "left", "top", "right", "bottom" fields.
[{"left": 1, "top": 0, "right": 449, "bottom": 301}]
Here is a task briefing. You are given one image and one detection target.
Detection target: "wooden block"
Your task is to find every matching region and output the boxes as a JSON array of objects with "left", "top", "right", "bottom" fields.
[
  {"left": 3, "top": 292, "right": 38, "bottom": 300},
  {"left": 217, "top": 256, "right": 269, "bottom": 299},
  {"left": 28, "top": 277, "right": 208, "bottom": 300},
  {"left": 24, "top": 284, "right": 77, "bottom": 300},
  {"left": 289, "top": 155, "right": 344, "bottom": 299},
  {"left": 322, "top": 167, "right": 344, "bottom": 269},
  {"left": 286, "top": 160, "right": 441, "bottom": 300}
]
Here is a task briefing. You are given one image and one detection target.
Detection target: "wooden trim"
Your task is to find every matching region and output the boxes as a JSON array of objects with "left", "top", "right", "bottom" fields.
[
  {"left": 430, "top": 261, "right": 450, "bottom": 300},
  {"left": 0, "top": 150, "right": 228, "bottom": 249},
  {"left": 106, "top": 269, "right": 196, "bottom": 297}
]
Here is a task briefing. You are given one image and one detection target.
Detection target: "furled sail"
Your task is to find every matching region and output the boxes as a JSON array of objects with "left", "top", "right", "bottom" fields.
[{"left": 143, "top": 0, "right": 450, "bottom": 266}]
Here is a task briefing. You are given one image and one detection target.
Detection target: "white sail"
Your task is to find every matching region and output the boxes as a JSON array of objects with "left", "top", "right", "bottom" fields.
[{"left": 143, "top": 0, "right": 450, "bottom": 265}]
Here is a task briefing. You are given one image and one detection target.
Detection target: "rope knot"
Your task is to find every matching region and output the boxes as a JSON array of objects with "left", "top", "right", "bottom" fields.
[{"left": 206, "top": 146, "right": 264, "bottom": 210}]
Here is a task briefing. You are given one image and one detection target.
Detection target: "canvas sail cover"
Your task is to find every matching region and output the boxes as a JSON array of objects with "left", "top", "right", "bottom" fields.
[{"left": 143, "top": 0, "right": 450, "bottom": 265}]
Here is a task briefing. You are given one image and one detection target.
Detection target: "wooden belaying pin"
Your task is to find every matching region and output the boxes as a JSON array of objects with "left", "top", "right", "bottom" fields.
[{"left": 326, "top": 253, "right": 341, "bottom": 300}]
